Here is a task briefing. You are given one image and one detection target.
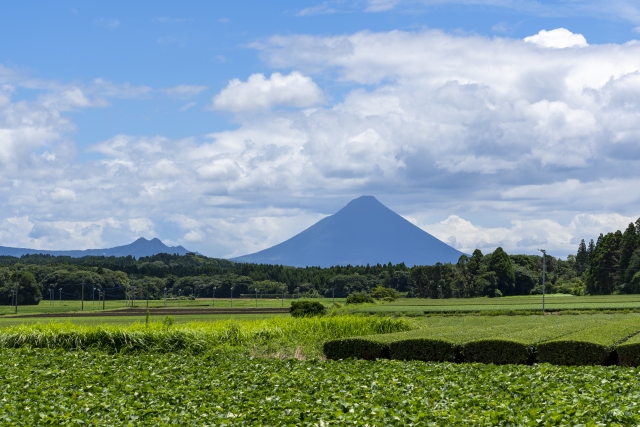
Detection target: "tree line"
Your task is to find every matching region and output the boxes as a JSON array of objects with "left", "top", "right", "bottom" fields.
[{"left": 1, "top": 216, "right": 638, "bottom": 305}]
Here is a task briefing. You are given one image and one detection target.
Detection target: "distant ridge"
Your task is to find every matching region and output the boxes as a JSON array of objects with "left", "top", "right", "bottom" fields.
[
  {"left": 0, "top": 237, "right": 192, "bottom": 259},
  {"left": 232, "top": 195, "right": 464, "bottom": 267}
]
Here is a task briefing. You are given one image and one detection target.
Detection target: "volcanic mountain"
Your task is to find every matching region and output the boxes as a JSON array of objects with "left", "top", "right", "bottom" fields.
[
  {"left": 232, "top": 196, "right": 464, "bottom": 267},
  {"left": 0, "top": 237, "right": 191, "bottom": 259}
]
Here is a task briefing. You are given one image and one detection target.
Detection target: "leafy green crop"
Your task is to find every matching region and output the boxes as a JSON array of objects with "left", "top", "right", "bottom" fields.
[{"left": 2, "top": 349, "right": 640, "bottom": 426}]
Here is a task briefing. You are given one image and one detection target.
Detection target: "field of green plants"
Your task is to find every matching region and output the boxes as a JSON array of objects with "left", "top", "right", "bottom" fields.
[
  {"left": 2, "top": 349, "right": 640, "bottom": 426},
  {"left": 325, "top": 314, "right": 640, "bottom": 366},
  {"left": 4, "top": 313, "right": 640, "bottom": 424},
  {"left": 4, "top": 294, "right": 640, "bottom": 320}
]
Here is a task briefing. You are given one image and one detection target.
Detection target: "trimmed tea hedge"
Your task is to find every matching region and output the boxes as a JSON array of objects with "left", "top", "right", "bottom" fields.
[
  {"left": 323, "top": 314, "right": 640, "bottom": 366},
  {"left": 462, "top": 339, "right": 533, "bottom": 365},
  {"left": 323, "top": 336, "right": 390, "bottom": 360},
  {"left": 537, "top": 318, "right": 640, "bottom": 366},
  {"left": 617, "top": 332, "right": 640, "bottom": 367}
]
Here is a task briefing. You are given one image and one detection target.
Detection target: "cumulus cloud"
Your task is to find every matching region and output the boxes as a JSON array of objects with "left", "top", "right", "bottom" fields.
[
  {"left": 212, "top": 72, "right": 324, "bottom": 112},
  {"left": 3, "top": 28, "right": 640, "bottom": 258},
  {"left": 524, "top": 28, "right": 588, "bottom": 48},
  {"left": 418, "top": 213, "right": 638, "bottom": 256}
]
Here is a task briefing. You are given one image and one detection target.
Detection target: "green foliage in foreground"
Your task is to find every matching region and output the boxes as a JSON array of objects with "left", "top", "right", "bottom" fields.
[
  {"left": 0, "top": 316, "right": 411, "bottom": 358},
  {"left": 2, "top": 350, "right": 640, "bottom": 426}
]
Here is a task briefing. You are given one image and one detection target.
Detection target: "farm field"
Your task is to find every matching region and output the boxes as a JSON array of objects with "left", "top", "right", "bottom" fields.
[
  {"left": 348, "top": 294, "right": 640, "bottom": 314},
  {"left": 4, "top": 294, "right": 640, "bottom": 320},
  {"left": 1, "top": 350, "right": 639, "bottom": 426},
  {"left": 0, "top": 297, "right": 320, "bottom": 317}
]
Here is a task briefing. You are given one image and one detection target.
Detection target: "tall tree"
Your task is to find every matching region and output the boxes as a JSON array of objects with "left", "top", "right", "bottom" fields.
[
  {"left": 619, "top": 223, "right": 638, "bottom": 284},
  {"left": 487, "top": 247, "right": 516, "bottom": 296},
  {"left": 586, "top": 232, "right": 621, "bottom": 294},
  {"left": 575, "top": 239, "right": 589, "bottom": 276},
  {"left": 587, "top": 239, "right": 596, "bottom": 263}
]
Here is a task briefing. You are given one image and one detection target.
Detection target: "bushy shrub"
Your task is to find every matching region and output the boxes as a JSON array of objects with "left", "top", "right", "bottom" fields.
[
  {"left": 370, "top": 286, "right": 399, "bottom": 301},
  {"left": 290, "top": 301, "right": 326, "bottom": 317},
  {"left": 462, "top": 340, "right": 534, "bottom": 365},
  {"left": 346, "top": 292, "right": 374, "bottom": 304}
]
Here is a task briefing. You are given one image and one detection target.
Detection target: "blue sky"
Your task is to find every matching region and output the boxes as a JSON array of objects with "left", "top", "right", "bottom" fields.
[{"left": 1, "top": 0, "right": 640, "bottom": 259}]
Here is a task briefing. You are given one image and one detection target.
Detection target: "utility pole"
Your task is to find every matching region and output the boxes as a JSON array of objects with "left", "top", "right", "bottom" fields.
[
  {"left": 281, "top": 286, "right": 285, "bottom": 307},
  {"left": 255, "top": 288, "right": 258, "bottom": 308},
  {"left": 230, "top": 286, "right": 233, "bottom": 308},
  {"left": 14, "top": 269, "right": 18, "bottom": 314},
  {"left": 212, "top": 286, "right": 216, "bottom": 308},
  {"left": 145, "top": 279, "right": 149, "bottom": 309},
  {"left": 103, "top": 289, "right": 106, "bottom": 310},
  {"left": 59, "top": 288, "right": 62, "bottom": 303},
  {"left": 164, "top": 287, "right": 167, "bottom": 307},
  {"left": 81, "top": 277, "right": 85, "bottom": 311},
  {"left": 538, "top": 249, "right": 546, "bottom": 313}
]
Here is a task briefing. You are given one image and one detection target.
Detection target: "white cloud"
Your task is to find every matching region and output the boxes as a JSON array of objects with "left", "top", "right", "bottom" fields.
[
  {"left": 128, "top": 218, "right": 154, "bottom": 235},
  {"left": 524, "top": 28, "right": 588, "bottom": 48},
  {"left": 162, "top": 85, "right": 208, "bottom": 100},
  {"left": 212, "top": 72, "right": 324, "bottom": 112},
  {"left": 50, "top": 188, "right": 77, "bottom": 203},
  {"left": 634, "top": 26, "right": 640, "bottom": 33},
  {"left": 4, "top": 28, "right": 640, "bottom": 258},
  {"left": 417, "top": 213, "right": 638, "bottom": 256}
]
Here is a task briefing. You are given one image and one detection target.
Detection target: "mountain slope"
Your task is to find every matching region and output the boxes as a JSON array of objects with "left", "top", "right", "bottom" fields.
[
  {"left": 232, "top": 196, "right": 463, "bottom": 267},
  {"left": 0, "top": 238, "right": 191, "bottom": 259}
]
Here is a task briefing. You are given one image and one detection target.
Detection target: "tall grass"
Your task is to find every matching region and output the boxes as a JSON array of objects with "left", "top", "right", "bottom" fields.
[{"left": 0, "top": 315, "right": 412, "bottom": 358}]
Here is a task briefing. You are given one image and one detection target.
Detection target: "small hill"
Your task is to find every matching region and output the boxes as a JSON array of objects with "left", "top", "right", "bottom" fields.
[
  {"left": 0, "top": 237, "right": 191, "bottom": 259},
  {"left": 232, "top": 195, "right": 463, "bottom": 267}
]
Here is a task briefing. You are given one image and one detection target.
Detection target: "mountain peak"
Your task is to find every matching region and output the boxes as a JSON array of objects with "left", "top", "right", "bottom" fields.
[
  {"left": 0, "top": 237, "right": 191, "bottom": 259},
  {"left": 232, "top": 196, "right": 463, "bottom": 267}
]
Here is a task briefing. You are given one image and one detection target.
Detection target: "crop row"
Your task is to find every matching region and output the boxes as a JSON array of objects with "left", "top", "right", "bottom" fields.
[
  {"left": 324, "top": 314, "right": 640, "bottom": 366},
  {"left": 2, "top": 349, "right": 640, "bottom": 426}
]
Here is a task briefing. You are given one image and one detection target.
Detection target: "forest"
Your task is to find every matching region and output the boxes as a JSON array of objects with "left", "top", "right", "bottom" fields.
[{"left": 1, "top": 217, "right": 639, "bottom": 305}]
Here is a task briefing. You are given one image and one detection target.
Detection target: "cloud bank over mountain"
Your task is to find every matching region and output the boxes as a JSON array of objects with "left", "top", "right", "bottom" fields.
[{"left": 1, "top": 26, "right": 640, "bottom": 258}]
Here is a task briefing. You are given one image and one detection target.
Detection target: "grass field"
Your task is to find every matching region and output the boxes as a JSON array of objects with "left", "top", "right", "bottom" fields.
[
  {"left": 4, "top": 294, "right": 640, "bottom": 320},
  {"left": 346, "top": 294, "right": 640, "bottom": 314}
]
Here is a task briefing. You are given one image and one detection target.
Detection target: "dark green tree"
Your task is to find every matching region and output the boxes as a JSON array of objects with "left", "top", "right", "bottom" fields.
[
  {"left": 487, "top": 247, "right": 515, "bottom": 295},
  {"left": 619, "top": 223, "right": 638, "bottom": 284},
  {"left": 575, "top": 239, "right": 589, "bottom": 276}
]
